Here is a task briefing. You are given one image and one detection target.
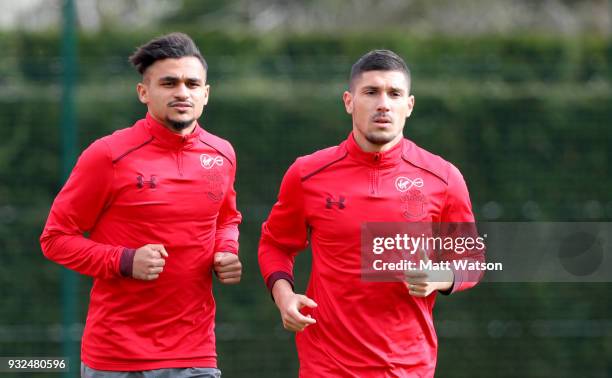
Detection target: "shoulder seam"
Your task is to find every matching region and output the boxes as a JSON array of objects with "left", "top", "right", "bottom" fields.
[
  {"left": 111, "top": 137, "right": 154, "bottom": 164},
  {"left": 301, "top": 151, "right": 348, "bottom": 182},
  {"left": 401, "top": 153, "right": 449, "bottom": 185},
  {"left": 199, "top": 138, "right": 234, "bottom": 166}
]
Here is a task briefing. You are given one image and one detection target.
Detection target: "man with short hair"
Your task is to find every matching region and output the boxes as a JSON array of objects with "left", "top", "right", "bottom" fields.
[
  {"left": 41, "top": 32, "right": 241, "bottom": 378},
  {"left": 258, "top": 49, "right": 482, "bottom": 377}
]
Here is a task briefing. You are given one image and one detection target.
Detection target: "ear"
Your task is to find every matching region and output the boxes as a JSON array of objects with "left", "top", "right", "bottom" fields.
[
  {"left": 406, "top": 95, "right": 415, "bottom": 118},
  {"left": 202, "top": 84, "right": 210, "bottom": 106},
  {"left": 342, "top": 91, "right": 353, "bottom": 114},
  {"left": 136, "top": 82, "right": 148, "bottom": 104}
]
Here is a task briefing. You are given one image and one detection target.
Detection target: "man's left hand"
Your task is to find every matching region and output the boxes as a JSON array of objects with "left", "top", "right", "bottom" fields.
[
  {"left": 213, "top": 252, "right": 242, "bottom": 284},
  {"left": 404, "top": 249, "right": 454, "bottom": 297}
]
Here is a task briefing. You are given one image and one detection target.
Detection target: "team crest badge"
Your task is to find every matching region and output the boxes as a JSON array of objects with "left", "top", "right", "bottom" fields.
[{"left": 401, "top": 188, "right": 426, "bottom": 218}]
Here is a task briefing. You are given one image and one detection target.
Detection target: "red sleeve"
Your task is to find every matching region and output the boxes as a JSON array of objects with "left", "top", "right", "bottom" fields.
[
  {"left": 441, "top": 164, "right": 475, "bottom": 223},
  {"left": 441, "top": 163, "right": 484, "bottom": 293},
  {"left": 258, "top": 160, "right": 309, "bottom": 291},
  {"left": 40, "top": 139, "right": 126, "bottom": 279},
  {"left": 214, "top": 154, "right": 242, "bottom": 254}
]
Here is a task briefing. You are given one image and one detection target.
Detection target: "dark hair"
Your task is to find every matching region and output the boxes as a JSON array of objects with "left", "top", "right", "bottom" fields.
[
  {"left": 129, "top": 32, "right": 208, "bottom": 75},
  {"left": 349, "top": 49, "right": 411, "bottom": 91}
]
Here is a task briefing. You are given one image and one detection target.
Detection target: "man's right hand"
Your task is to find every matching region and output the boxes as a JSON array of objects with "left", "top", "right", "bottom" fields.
[
  {"left": 272, "top": 279, "right": 317, "bottom": 332},
  {"left": 132, "top": 244, "right": 168, "bottom": 280}
]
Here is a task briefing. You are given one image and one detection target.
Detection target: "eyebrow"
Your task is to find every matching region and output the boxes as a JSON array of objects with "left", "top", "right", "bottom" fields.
[
  {"left": 361, "top": 85, "right": 405, "bottom": 93},
  {"left": 158, "top": 76, "right": 203, "bottom": 83}
]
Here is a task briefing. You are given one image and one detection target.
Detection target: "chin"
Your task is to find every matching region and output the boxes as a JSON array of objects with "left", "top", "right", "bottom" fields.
[
  {"left": 166, "top": 117, "right": 196, "bottom": 131},
  {"left": 168, "top": 115, "right": 194, "bottom": 122},
  {"left": 365, "top": 132, "right": 397, "bottom": 145}
]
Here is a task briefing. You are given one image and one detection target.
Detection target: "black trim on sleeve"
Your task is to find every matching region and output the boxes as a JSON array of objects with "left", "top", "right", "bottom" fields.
[
  {"left": 266, "top": 271, "right": 295, "bottom": 292},
  {"left": 119, "top": 248, "right": 136, "bottom": 277},
  {"left": 438, "top": 281, "right": 454, "bottom": 296}
]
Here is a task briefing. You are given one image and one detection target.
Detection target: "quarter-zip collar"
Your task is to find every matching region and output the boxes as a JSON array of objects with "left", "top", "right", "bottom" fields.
[
  {"left": 145, "top": 112, "right": 202, "bottom": 150},
  {"left": 345, "top": 132, "right": 404, "bottom": 168}
]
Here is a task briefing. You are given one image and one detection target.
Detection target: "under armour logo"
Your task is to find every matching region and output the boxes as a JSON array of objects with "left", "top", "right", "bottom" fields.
[
  {"left": 200, "top": 154, "right": 223, "bottom": 169},
  {"left": 395, "top": 177, "right": 424, "bottom": 192},
  {"left": 137, "top": 175, "right": 157, "bottom": 188},
  {"left": 326, "top": 196, "right": 346, "bottom": 209}
]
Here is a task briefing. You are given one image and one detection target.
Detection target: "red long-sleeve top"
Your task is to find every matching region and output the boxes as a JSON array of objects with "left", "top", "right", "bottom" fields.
[
  {"left": 40, "top": 113, "right": 241, "bottom": 371},
  {"left": 259, "top": 134, "right": 481, "bottom": 377}
]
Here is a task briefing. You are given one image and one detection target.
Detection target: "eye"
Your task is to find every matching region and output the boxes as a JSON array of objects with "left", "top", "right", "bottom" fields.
[
  {"left": 390, "top": 91, "right": 402, "bottom": 97},
  {"left": 187, "top": 82, "right": 201, "bottom": 88},
  {"left": 161, "top": 81, "right": 174, "bottom": 87}
]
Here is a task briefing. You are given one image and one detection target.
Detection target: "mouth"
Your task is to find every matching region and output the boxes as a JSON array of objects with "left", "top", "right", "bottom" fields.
[
  {"left": 372, "top": 117, "right": 392, "bottom": 127},
  {"left": 169, "top": 102, "right": 193, "bottom": 112}
]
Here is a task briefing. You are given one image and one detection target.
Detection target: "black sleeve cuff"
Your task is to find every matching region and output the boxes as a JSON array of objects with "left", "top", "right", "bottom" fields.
[
  {"left": 438, "top": 281, "right": 454, "bottom": 296},
  {"left": 266, "top": 271, "right": 295, "bottom": 292},
  {"left": 119, "top": 248, "right": 136, "bottom": 277}
]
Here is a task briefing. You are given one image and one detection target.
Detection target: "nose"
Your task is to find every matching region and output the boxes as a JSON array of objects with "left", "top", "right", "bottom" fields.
[
  {"left": 174, "top": 83, "right": 189, "bottom": 99},
  {"left": 376, "top": 94, "right": 390, "bottom": 112}
]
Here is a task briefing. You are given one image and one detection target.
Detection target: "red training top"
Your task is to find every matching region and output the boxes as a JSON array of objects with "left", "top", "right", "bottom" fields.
[
  {"left": 41, "top": 113, "right": 241, "bottom": 371},
  {"left": 259, "top": 134, "right": 481, "bottom": 377}
]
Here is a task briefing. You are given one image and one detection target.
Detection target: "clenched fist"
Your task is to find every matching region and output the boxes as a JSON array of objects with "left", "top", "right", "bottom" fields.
[
  {"left": 213, "top": 252, "right": 242, "bottom": 284},
  {"left": 405, "top": 248, "right": 454, "bottom": 297},
  {"left": 132, "top": 244, "right": 168, "bottom": 280}
]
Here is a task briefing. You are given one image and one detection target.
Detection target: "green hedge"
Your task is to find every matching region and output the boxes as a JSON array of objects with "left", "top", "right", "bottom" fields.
[
  {"left": 0, "top": 31, "right": 610, "bottom": 377},
  {"left": 3, "top": 31, "right": 610, "bottom": 84}
]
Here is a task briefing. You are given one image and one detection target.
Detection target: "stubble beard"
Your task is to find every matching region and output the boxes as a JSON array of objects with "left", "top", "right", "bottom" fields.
[
  {"left": 364, "top": 130, "right": 401, "bottom": 145},
  {"left": 166, "top": 117, "right": 196, "bottom": 132}
]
